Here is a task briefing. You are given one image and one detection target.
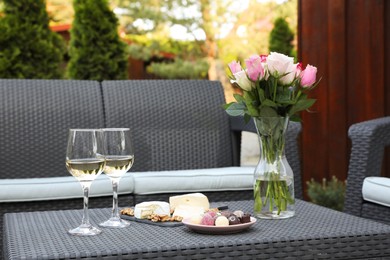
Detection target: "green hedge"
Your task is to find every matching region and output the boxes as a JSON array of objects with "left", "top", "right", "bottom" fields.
[
  {"left": 67, "top": 0, "right": 128, "bottom": 80},
  {"left": 0, "top": 0, "right": 65, "bottom": 79}
]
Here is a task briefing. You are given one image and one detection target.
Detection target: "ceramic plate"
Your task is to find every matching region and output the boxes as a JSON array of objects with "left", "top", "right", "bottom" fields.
[{"left": 182, "top": 217, "right": 256, "bottom": 234}]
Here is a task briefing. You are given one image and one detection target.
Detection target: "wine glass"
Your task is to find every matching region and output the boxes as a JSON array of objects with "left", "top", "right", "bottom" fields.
[
  {"left": 99, "top": 128, "right": 134, "bottom": 228},
  {"left": 65, "top": 129, "right": 106, "bottom": 236}
]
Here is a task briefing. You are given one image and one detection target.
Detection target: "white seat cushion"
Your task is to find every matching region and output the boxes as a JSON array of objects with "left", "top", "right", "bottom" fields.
[
  {"left": 362, "top": 177, "right": 390, "bottom": 207},
  {"left": 132, "top": 167, "right": 255, "bottom": 195},
  {"left": 0, "top": 173, "right": 134, "bottom": 203}
]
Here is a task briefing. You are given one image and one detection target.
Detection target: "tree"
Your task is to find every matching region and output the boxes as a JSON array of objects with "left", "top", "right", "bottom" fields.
[
  {"left": 0, "top": 0, "right": 65, "bottom": 79},
  {"left": 269, "top": 17, "right": 294, "bottom": 57},
  {"left": 67, "top": 0, "right": 128, "bottom": 80}
]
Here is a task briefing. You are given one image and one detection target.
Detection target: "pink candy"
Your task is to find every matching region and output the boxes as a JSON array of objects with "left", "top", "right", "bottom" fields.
[{"left": 200, "top": 212, "right": 215, "bottom": 226}]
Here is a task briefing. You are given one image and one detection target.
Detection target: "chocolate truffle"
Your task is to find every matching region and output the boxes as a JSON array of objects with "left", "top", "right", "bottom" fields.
[
  {"left": 233, "top": 210, "right": 244, "bottom": 218},
  {"left": 228, "top": 214, "right": 241, "bottom": 225},
  {"left": 240, "top": 213, "right": 251, "bottom": 223},
  {"left": 221, "top": 211, "right": 232, "bottom": 218}
]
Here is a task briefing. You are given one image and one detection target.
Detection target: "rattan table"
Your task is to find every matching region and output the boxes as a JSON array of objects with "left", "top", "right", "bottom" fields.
[{"left": 3, "top": 199, "right": 390, "bottom": 259}]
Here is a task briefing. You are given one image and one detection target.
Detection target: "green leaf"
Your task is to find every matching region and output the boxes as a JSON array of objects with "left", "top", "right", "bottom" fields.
[
  {"left": 233, "top": 94, "right": 244, "bottom": 103},
  {"left": 244, "top": 113, "right": 251, "bottom": 124},
  {"left": 225, "top": 102, "right": 246, "bottom": 117},
  {"left": 288, "top": 99, "right": 316, "bottom": 116},
  {"left": 276, "top": 87, "right": 293, "bottom": 103},
  {"left": 222, "top": 102, "right": 234, "bottom": 110},
  {"left": 257, "top": 88, "right": 266, "bottom": 102},
  {"left": 261, "top": 99, "right": 278, "bottom": 108},
  {"left": 289, "top": 114, "right": 301, "bottom": 122},
  {"left": 259, "top": 106, "right": 278, "bottom": 117}
]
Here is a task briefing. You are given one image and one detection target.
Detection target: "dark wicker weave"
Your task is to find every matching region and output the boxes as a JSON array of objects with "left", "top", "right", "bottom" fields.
[
  {"left": 4, "top": 199, "right": 390, "bottom": 259},
  {"left": 344, "top": 117, "right": 390, "bottom": 223},
  {"left": 0, "top": 79, "right": 105, "bottom": 178},
  {"left": 0, "top": 79, "right": 107, "bottom": 257},
  {"left": 102, "top": 80, "right": 234, "bottom": 171}
]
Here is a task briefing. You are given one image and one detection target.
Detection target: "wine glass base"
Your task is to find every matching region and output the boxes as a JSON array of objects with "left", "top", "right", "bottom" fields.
[
  {"left": 68, "top": 224, "right": 102, "bottom": 236},
  {"left": 99, "top": 217, "right": 130, "bottom": 228}
]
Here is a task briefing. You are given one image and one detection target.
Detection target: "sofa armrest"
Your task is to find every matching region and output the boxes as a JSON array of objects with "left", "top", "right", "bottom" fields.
[{"left": 344, "top": 117, "right": 390, "bottom": 217}]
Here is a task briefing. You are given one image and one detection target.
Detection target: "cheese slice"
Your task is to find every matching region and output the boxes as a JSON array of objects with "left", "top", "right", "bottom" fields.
[
  {"left": 134, "top": 201, "right": 170, "bottom": 219},
  {"left": 172, "top": 204, "right": 205, "bottom": 219},
  {"left": 169, "top": 193, "right": 210, "bottom": 211}
]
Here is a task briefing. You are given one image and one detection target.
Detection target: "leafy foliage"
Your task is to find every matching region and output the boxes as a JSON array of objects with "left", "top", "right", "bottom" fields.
[
  {"left": 147, "top": 58, "right": 209, "bottom": 79},
  {"left": 67, "top": 0, "right": 128, "bottom": 80},
  {"left": 0, "top": 0, "right": 65, "bottom": 79},
  {"left": 269, "top": 17, "right": 295, "bottom": 57},
  {"left": 307, "top": 176, "right": 346, "bottom": 211}
]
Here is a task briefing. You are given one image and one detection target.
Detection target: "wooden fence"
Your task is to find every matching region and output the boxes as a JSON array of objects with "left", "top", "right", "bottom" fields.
[{"left": 298, "top": 0, "right": 390, "bottom": 196}]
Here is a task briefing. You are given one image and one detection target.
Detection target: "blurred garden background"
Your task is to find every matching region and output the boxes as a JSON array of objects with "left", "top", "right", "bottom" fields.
[{"left": 0, "top": 0, "right": 297, "bottom": 102}]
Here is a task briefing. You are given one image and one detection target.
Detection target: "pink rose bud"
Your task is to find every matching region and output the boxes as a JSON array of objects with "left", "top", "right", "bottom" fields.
[
  {"left": 245, "top": 55, "right": 264, "bottom": 81},
  {"left": 296, "top": 62, "right": 303, "bottom": 76},
  {"left": 260, "top": 55, "right": 268, "bottom": 63},
  {"left": 300, "top": 64, "right": 317, "bottom": 87},
  {"left": 228, "top": 61, "right": 242, "bottom": 74}
]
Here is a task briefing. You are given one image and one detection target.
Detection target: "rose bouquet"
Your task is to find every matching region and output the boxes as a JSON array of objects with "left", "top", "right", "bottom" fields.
[
  {"left": 224, "top": 52, "right": 318, "bottom": 121},
  {"left": 224, "top": 52, "right": 319, "bottom": 218}
]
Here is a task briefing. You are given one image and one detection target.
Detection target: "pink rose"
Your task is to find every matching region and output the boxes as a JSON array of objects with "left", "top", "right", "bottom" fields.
[
  {"left": 245, "top": 55, "right": 264, "bottom": 81},
  {"left": 300, "top": 64, "right": 317, "bottom": 87},
  {"left": 228, "top": 61, "right": 242, "bottom": 74}
]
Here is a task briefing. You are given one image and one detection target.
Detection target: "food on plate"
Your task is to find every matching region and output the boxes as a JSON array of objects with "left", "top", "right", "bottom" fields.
[
  {"left": 200, "top": 212, "right": 216, "bottom": 226},
  {"left": 240, "top": 213, "right": 252, "bottom": 223},
  {"left": 189, "top": 215, "right": 203, "bottom": 225},
  {"left": 134, "top": 201, "right": 170, "bottom": 219},
  {"left": 193, "top": 209, "right": 252, "bottom": 227},
  {"left": 120, "top": 207, "right": 134, "bottom": 216},
  {"left": 172, "top": 204, "right": 205, "bottom": 219},
  {"left": 215, "top": 216, "right": 229, "bottom": 227},
  {"left": 233, "top": 210, "right": 244, "bottom": 218},
  {"left": 169, "top": 193, "right": 210, "bottom": 212},
  {"left": 120, "top": 194, "right": 252, "bottom": 226},
  {"left": 228, "top": 214, "right": 241, "bottom": 225}
]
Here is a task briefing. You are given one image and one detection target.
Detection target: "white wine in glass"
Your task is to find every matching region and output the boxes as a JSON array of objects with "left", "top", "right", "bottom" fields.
[
  {"left": 65, "top": 129, "right": 105, "bottom": 236},
  {"left": 99, "top": 128, "right": 134, "bottom": 228}
]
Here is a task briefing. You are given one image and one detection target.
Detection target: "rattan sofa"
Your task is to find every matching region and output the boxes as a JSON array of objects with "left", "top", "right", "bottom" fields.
[
  {"left": 0, "top": 79, "right": 302, "bottom": 255},
  {"left": 344, "top": 117, "right": 390, "bottom": 223}
]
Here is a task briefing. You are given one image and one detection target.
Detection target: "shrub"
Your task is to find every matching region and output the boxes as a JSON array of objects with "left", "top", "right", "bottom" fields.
[
  {"left": 67, "top": 0, "right": 128, "bottom": 80},
  {"left": 0, "top": 0, "right": 65, "bottom": 79},
  {"left": 269, "top": 17, "right": 294, "bottom": 58},
  {"left": 147, "top": 59, "right": 209, "bottom": 79},
  {"left": 306, "top": 176, "right": 346, "bottom": 211}
]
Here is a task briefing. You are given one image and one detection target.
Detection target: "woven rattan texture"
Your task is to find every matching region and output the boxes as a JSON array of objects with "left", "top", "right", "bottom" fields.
[
  {"left": 344, "top": 117, "right": 390, "bottom": 222},
  {"left": 0, "top": 194, "right": 134, "bottom": 258},
  {"left": 0, "top": 79, "right": 105, "bottom": 179},
  {"left": 4, "top": 200, "right": 390, "bottom": 260},
  {"left": 102, "top": 80, "right": 233, "bottom": 172},
  {"left": 229, "top": 116, "right": 303, "bottom": 199}
]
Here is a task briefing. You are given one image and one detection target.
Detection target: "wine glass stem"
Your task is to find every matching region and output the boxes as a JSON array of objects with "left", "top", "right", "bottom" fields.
[
  {"left": 111, "top": 178, "right": 120, "bottom": 219},
  {"left": 81, "top": 184, "right": 91, "bottom": 226}
]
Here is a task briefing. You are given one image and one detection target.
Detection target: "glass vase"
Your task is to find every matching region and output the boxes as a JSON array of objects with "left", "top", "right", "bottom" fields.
[{"left": 253, "top": 116, "right": 295, "bottom": 219}]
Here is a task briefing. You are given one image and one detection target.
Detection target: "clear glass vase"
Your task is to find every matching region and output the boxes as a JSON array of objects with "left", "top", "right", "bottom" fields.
[{"left": 253, "top": 116, "right": 295, "bottom": 219}]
